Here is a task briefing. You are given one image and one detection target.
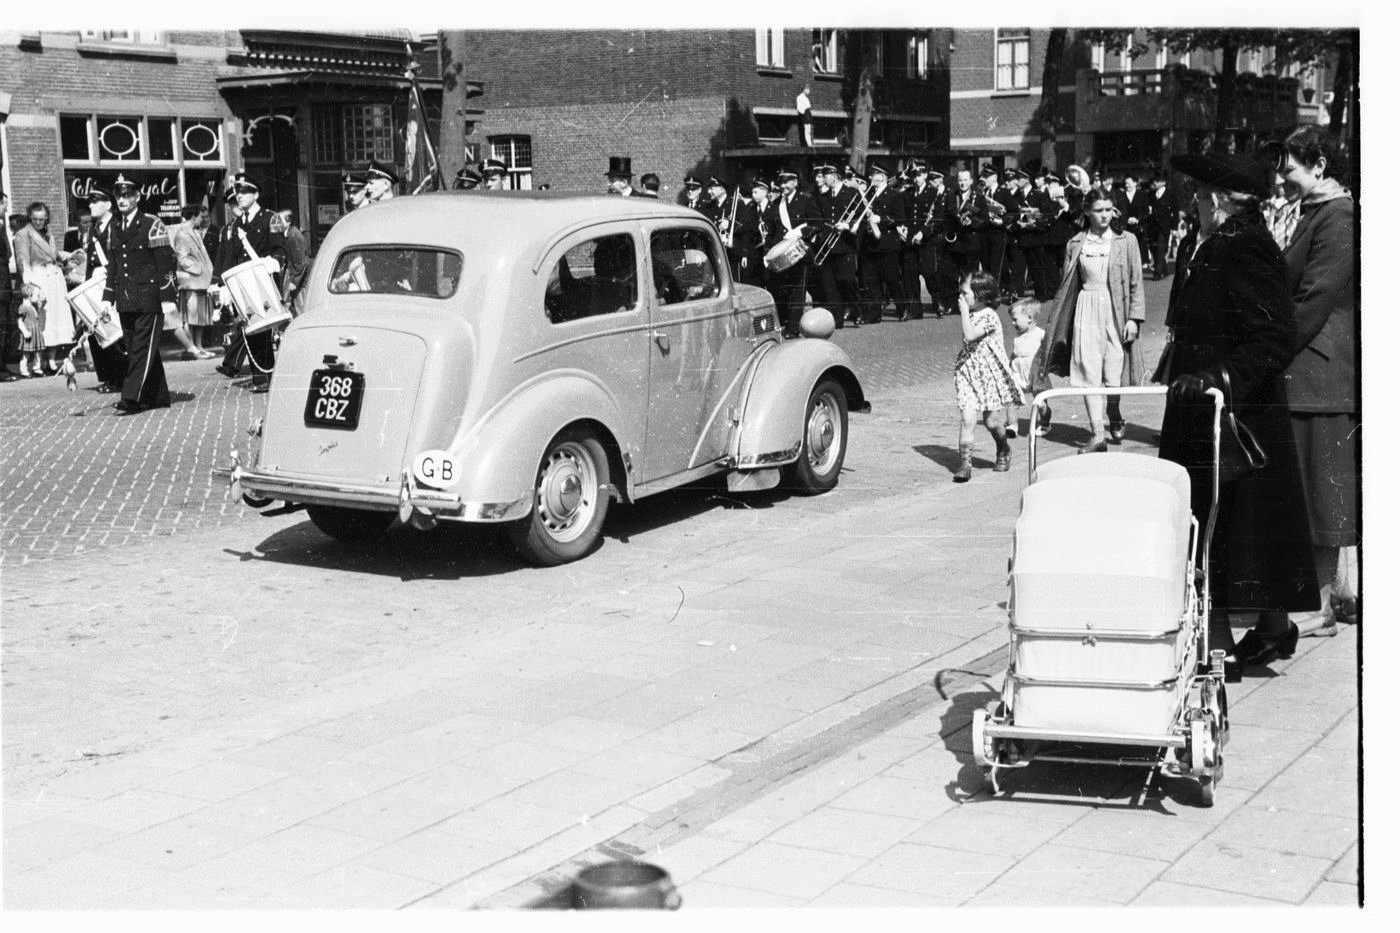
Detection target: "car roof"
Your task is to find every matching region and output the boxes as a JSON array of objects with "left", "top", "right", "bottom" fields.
[{"left": 325, "top": 192, "right": 706, "bottom": 264}]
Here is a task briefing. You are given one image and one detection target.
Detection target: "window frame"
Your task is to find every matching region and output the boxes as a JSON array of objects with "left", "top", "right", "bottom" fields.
[
  {"left": 81, "top": 29, "right": 166, "bottom": 46},
  {"left": 995, "top": 28, "right": 1031, "bottom": 92},
  {"left": 812, "top": 28, "right": 840, "bottom": 75},
  {"left": 756, "top": 29, "right": 786, "bottom": 69},
  {"left": 489, "top": 135, "right": 534, "bottom": 190},
  {"left": 61, "top": 114, "right": 225, "bottom": 168},
  {"left": 907, "top": 32, "right": 930, "bottom": 80},
  {"left": 326, "top": 246, "right": 465, "bottom": 299},
  {"left": 649, "top": 227, "right": 723, "bottom": 307},
  {"left": 545, "top": 232, "right": 641, "bottom": 324}
]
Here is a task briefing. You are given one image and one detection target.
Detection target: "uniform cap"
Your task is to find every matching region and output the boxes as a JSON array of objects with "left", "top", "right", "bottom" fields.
[
  {"left": 366, "top": 160, "right": 399, "bottom": 185},
  {"left": 481, "top": 158, "right": 508, "bottom": 176},
  {"left": 706, "top": 176, "right": 726, "bottom": 189},
  {"left": 86, "top": 186, "right": 114, "bottom": 204},
  {"left": 112, "top": 173, "right": 139, "bottom": 195},
  {"left": 683, "top": 174, "right": 701, "bottom": 187},
  {"left": 776, "top": 169, "right": 799, "bottom": 181},
  {"left": 231, "top": 172, "right": 259, "bottom": 193},
  {"left": 750, "top": 178, "right": 771, "bottom": 191}
]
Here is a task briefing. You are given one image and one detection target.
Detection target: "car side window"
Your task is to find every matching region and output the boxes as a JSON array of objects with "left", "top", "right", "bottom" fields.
[
  {"left": 650, "top": 228, "right": 720, "bottom": 306},
  {"left": 545, "top": 233, "right": 638, "bottom": 324}
]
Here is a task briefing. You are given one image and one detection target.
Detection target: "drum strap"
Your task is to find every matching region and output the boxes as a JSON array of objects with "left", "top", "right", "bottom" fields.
[{"left": 779, "top": 197, "right": 792, "bottom": 232}]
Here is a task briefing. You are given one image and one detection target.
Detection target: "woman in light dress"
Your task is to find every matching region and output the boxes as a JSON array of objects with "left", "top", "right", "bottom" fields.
[{"left": 13, "top": 201, "right": 76, "bottom": 371}]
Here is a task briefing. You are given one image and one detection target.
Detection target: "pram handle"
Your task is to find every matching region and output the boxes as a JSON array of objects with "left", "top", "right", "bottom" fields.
[{"left": 1026, "top": 385, "right": 1225, "bottom": 624}]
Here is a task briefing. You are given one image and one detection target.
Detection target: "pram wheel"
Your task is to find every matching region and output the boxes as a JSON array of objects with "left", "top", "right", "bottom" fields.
[
  {"left": 971, "top": 701, "right": 1001, "bottom": 768},
  {"left": 1189, "top": 716, "right": 1224, "bottom": 807}
]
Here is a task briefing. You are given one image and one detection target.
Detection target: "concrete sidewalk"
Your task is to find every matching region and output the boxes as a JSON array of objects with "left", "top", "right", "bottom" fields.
[{"left": 3, "top": 374, "right": 1362, "bottom": 912}]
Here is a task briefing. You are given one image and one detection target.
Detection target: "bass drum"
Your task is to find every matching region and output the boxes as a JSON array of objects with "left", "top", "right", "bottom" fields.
[{"left": 763, "top": 235, "right": 809, "bottom": 273}]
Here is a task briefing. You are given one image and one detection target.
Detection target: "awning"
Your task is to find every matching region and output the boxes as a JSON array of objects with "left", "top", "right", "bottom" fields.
[{"left": 217, "top": 70, "right": 457, "bottom": 94}]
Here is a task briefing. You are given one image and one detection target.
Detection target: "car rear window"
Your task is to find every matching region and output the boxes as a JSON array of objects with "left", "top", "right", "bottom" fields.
[{"left": 327, "top": 247, "right": 463, "bottom": 298}]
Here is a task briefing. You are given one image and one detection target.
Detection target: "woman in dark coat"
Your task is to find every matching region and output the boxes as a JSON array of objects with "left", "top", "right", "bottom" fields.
[
  {"left": 1157, "top": 151, "right": 1318, "bottom": 676},
  {"left": 1271, "top": 127, "right": 1359, "bottom": 636}
]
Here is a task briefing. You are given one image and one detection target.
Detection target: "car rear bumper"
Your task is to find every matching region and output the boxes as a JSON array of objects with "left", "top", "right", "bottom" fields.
[{"left": 230, "top": 463, "right": 532, "bottom": 522}]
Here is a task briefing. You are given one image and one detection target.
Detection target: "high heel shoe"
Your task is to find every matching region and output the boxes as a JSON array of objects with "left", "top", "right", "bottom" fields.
[
  {"left": 1078, "top": 436, "right": 1108, "bottom": 454},
  {"left": 1233, "top": 622, "right": 1300, "bottom": 668}
]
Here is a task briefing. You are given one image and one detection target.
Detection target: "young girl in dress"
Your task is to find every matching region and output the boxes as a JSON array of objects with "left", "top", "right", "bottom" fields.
[
  {"left": 952, "top": 270, "right": 1023, "bottom": 482},
  {"left": 1006, "top": 297, "right": 1052, "bottom": 436},
  {"left": 16, "top": 283, "right": 47, "bottom": 378}
]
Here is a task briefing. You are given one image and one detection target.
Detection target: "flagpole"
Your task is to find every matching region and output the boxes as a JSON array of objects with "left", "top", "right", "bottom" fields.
[{"left": 405, "top": 42, "right": 443, "bottom": 194}]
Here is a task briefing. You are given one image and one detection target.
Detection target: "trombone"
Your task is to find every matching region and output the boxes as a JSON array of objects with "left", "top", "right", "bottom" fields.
[
  {"left": 812, "top": 185, "right": 873, "bottom": 265},
  {"left": 720, "top": 185, "right": 742, "bottom": 249}
]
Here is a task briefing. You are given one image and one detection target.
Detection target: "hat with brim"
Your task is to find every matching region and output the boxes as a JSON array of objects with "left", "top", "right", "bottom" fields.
[
  {"left": 750, "top": 178, "right": 771, "bottom": 191},
  {"left": 230, "top": 172, "right": 259, "bottom": 194},
  {"left": 776, "top": 169, "right": 798, "bottom": 182},
  {"left": 87, "top": 186, "right": 113, "bottom": 204},
  {"left": 342, "top": 171, "right": 366, "bottom": 190},
  {"left": 605, "top": 156, "right": 633, "bottom": 178},
  {"left": 706, "top": 176, "right": 726, "bottom": 189},
  {"left": 112, "top": 173, "right": 139, "bottom": 196},
  {"left": 366, "top": 160, "right": 399, "bottom": 185},
  {"left": 482, "top": 158, "right": 507, "bottom": 176},
  {"left": 814, "top": 163, "right": 839, "bottom": 176},
  {"left": 1169, "top": 152, "right": 1270, "bottom": 198},
  {"left": 868, "top": 162, "right": 891, "bottom": 179}
]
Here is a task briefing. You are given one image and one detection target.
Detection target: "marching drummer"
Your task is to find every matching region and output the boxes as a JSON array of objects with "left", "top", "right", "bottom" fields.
[
  {"left": 760, "top": 168, "right": 817, "bottom": 338},
  {"left": 102, "top": 173, "right": 176, "bottom": 415},
  {"left": 216, "top": 173, "right": 286, "bottom": 393},
  {"left": 82, "top": 184, "right": 127, "bottom": 392}
]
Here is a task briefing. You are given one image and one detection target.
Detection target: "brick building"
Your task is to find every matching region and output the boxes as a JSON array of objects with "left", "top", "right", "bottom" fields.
[
  {"left": 946, "top": 28, "right": 1336, "bottom": 180},
  {"left": 451, "top": 28, "right": 962, "bottom": 196},
  {"left": 1, "top": 29, "right": 454, "bottom": 250}
]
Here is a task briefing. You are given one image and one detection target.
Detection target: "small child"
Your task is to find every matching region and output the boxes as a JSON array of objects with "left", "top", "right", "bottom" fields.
[
  {"left": 1006, "top": 297, "right": 1052, "bottom": 437},
  {"left": 952, "top": 271, "right": 1023, "bottom": 482},
  {"left": 16, "top": 283, "right": 47, "bottom": 378}
]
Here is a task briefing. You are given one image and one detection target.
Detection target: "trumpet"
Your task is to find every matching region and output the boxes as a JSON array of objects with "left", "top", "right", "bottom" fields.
[
  {"left": 812, "top": 186, "right": 873, "bottom": 265},
  {"left": 946, "top": 195, "right": 976, "bottom": 243}
]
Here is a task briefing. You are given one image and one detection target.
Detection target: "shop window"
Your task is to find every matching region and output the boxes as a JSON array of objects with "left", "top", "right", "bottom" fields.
[
  {"left": 181, "top": 119, "right": 223, "bottom": 163},
  {"left": 996, "top": 29, "right": 1031, "bottom": 91},
  {"left": 96, "top": 116, "right": 144, "bottom": 161},
  {"left": 489, "top": 135, "right": 534, "bottom": 190},
  {"left": 312, "top": 106, "right": 343, "bottom": 165}
]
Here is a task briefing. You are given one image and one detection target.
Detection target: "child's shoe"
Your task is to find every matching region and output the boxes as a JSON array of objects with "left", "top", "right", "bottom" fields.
[{"left": 952, "top": 444, "right": 973, "bottom": 483}]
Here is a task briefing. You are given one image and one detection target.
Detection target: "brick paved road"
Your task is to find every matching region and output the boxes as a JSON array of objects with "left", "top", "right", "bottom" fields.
[{"left": 0, "top": 277, "right": 1174, "bottom": 566}]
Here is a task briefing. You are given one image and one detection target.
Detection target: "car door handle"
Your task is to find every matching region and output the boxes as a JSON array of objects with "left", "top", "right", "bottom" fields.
[{"left": 652, "top": 331, "right": 670, "bottom": 354}]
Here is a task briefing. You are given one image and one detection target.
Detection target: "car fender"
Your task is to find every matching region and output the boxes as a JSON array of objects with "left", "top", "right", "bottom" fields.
[
  {"left": 436, "top": 371, "right": 633, "bottom": 509},
  {"left": 733, "top": 340, "right": 866, "bottom": 469}
]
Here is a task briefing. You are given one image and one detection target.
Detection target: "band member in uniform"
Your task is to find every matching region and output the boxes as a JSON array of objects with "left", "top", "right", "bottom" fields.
[
  {"left": 342, "top": 171, "right": 369, "bottom": 211},
  {"left": 364, "top": 159, "right": 398, "bottom": 204},
  {"left": 850, "top": 170, "right": 880, "bottom": 321},
  {"left": 605, "top": 157, "right": 636, "bottom": 196},
  {"left": 638, "top": 173, "right": 661, "bottom": 198},
  {"left": 732, "top": 177, "right": 770, "bottom": 287},
  {"left": 212, "top": 185, "right": 248, "bottom": 377},
  {"left": 452, "top": 165, "right": 482, "bottom": 190},
  {"left": 1146, "top": 173, "right": 1177, "bottom": 280},
  {"left": 215, "top": 173, "right": 286, "bottom": 393},
  {"left": 978, "top": 166, "right": 1015, "bottom": 300},
  {"left": 102, "top": 174, "right": 175, "bottom": 415},
  {"left": 814, "top": 163, "right": 863, "bottom": 328},
  {"left": 1119, "top": 173, "right": 1151, "bottom": 264},
  {"left": 903, "top": 164, "right": 944, "bottom": 318},
  {"left": 1020, "top": 170, "right": 1058, "bottom": 301},
  {"left": 482, "top": 158, "right": 509, "bottom": 191},
  {"left": 761, "top": 168, "right": 816, "bottom": 338},
  {"left": 702, "top": 177, "right": 742, "bottom": 276},
  {"left": 864, "top": 161, "right": 909, "bottom": 323},
  {"left": 941, "top": 168, "right": 986, "bottom": 311},
  {"left": 1003, "top": 169, "right": 1032, "bottom": 298},
  {"left": 678, "top": 175, "right": 706, "bottom": 210},
  {"left": 79, "top": 186, "right": 127, "bottom": 391}
]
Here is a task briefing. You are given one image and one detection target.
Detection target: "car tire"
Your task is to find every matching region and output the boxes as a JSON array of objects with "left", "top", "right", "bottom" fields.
[
  {"left": 306, "top": 505, "right": 394, "bottom": 543},
  {"left": 783, "top": 378, "right": 848, "bottom": 495},
  {"left": 509, "top": 427, "right": 611, "bottom": 566}
]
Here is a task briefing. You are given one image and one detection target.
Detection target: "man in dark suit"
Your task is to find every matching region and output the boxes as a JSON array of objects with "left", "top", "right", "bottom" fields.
[
  {"left": 700, "top": 177, "right": 740, "bottom": 273},
  {"left": 978, "top": 166, "right": 1015, "bottom": 300},
  {"left": 211, "top": 185, "right": 247, "bottom": 378},
  {"left": 1019, "top": 171, "right": 1058, "bottom": 301},
  {"left": 1119, "top": 174, "right": 1151, "bottom": 264},
  {"left": 813, "top": 163, "right": 863, "bottom": 328},
  {"left": 1146, "top": 174, "right": 1177, "bottom": 280},
  {"left": 863, "top": 162, "right": 909, "bottom": 323},
  {"left": 900, "top": 164, "right": 938, "bottom": 319},
  {"left": 677, "top": 175, "right": 707, "bottom": 211},
  {"left": 761, "top": 168, "right": 817, "bottom": 338},
  {"left": 941, "top": 168, "right": 986, "bottom": 305},
  {"left": 213, "top": 174, "right": 286, "bottom": 392},
  {"left": 638, "top": 173, "right": 661, "bottom": 198},
  {"left": 102, "top": 174, "right": 176, "bottom": 414},
  {"left": 732, "top": 177, "right": 770, "bottom": 287},
  {"left": 0, "top": 189, "right": 14, "bottom": 379},
  {"left": 81, "top": 186, "right": 127, "bottom": 391}
]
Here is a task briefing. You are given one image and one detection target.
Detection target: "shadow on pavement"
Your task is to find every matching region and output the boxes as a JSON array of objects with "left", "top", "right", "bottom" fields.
[{"left": 913, "top": 444, "right": 994, "bottom": 475}]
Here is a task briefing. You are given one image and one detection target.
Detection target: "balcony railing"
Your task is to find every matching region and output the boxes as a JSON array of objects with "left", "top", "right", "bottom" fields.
[{"left": 1089, "top": 67, "right": 1299, "bottom": 107}]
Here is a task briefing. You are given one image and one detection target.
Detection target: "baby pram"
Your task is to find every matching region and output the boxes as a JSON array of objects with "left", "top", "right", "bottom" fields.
[{"left": 972, "top": 386, "right": 1229, "bottom": 806}]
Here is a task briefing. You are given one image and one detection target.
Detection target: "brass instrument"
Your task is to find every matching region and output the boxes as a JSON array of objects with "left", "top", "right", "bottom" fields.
[
  {"left": 945, "top": 194, "right": 976, "bottom": 243},
  {"left": 812, "top": 185, "right": 873, "bottom": 265},
  {"left": 720, "top": 187, "right": 741, "bottom": 249}
]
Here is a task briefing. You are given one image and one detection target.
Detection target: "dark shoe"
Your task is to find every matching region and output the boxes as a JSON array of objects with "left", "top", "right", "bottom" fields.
[
  {"left": 113, "top": 400, "right": 142, "bottom": 415},
  {"left": 994, "top": 449, "right": 1011, "bottom": 472},
  {"left": 249, "top": 381, "right": 270, "bottom": 394},
  {"left": 1331, "top": 595, "right": 1359, "bottom": 626},
  {"left": 1078, "top": 437, "right": 1108, "bottom": 454},
  {"left": 215, "top": 365, "right": 236, "bottom": 377},
  {"left": 952, "top": 444, "right": 973, "bottom": 483},
  {"left": 1234, "top": 622, "right": 1300, "bottom": 667},
  {"left": 1108, "top": 422, "right": 1125, "bottom": 443}
]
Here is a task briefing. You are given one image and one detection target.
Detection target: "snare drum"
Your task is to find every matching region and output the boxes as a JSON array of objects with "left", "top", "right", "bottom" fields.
[
  {"left": 763, "top": 234, "right": 809, "bottom": 272},
  {"left": 66, "top": 269, "right": 124, "bottom": 348},
  {"left": 223, "top": 257, "right": 293, "bottom": 335}
]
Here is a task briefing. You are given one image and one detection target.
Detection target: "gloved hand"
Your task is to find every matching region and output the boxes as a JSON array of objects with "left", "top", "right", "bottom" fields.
[{"left": 1169, "top": 370, "right": 1218, "bottom": 403}]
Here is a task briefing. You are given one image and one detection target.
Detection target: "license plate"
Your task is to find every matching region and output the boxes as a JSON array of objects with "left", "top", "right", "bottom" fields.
[{"left": 303, "top": 369, "right": 365, "bottom": 430}]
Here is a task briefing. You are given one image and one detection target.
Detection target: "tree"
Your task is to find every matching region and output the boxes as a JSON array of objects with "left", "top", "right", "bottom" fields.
[
  {"left": 1035, "top": 28, "right": 1069, "bottom": 170},
  {"left": 841, "top": 30, "right": 878, "bottom": 174},
  {"left": 437, "top": 31, "right": 473, "bottom": 186}
]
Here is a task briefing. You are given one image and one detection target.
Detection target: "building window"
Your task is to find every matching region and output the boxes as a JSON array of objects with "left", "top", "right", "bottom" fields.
[
  {"left": 755, "top": 114, "right": 792, "bottom": 142},
  {"left": 812, "top": 29, "right": 840, "bottom": 74},
  {"left": 81, "top": 29, "right": 164, "bottom": 45},
  {"left": 60, "top": 115, "right": 93, "bottom": 162},
  {"left": 1155, "top": 46, "right": 1168, "bottom": 71},
  {"left": 756, "top": 29, "right": 785, "bottom": 68},
  {"left": 1239, "top": 46, "right": 1264, "bottom": 75},
  {"left": 813, "top": 117, "right": 844, "bottom": 146},
  {"left": 343, "top": 104, "right": 394, "bottom": 163},
  {"left": 312, "top": 106, "right": 343, "bottom": 165},
  {"left": 1091, "top": 41, "right": 1106, "bottom": 74},
  {"left": 996, "top": 29, "right": 1031, "bottom": 91},
  {"left": 489, "top": 135, "right": 533, "bottom": 190},
  {"left": 907, "top": 32, "right": 930, "bottom": 80}
]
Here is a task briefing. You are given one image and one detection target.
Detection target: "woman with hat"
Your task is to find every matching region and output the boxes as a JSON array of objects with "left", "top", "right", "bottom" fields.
[{"left": 1157, "top": 149, "right": 1319, "bottom": 676}]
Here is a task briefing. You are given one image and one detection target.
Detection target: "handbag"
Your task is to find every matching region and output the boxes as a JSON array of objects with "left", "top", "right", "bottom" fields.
[{"left": 1218, "top": 369, "right": 1268, "bottom": 480}]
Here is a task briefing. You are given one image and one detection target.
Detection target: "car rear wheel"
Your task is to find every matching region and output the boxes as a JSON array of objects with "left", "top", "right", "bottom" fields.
[
  {"left": 509, "top": 428, "right": 611, "bottom": 566},
  {"left": 783, "top": 378, "right": 848, "bottom": 495},
  {"left": 306, "top": 505, "right": 394, "bottom": 543}
]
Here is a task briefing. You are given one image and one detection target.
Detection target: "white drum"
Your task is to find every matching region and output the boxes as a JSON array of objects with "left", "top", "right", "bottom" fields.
[
  {"left": 66, "top": 269, "right": 124, "bottom": 348},
  {"left": 763, "top": 234, "right": 809, "bottom": 272},
  {"left": 223, "top": 256, "right": 292, "bottom": 335}
]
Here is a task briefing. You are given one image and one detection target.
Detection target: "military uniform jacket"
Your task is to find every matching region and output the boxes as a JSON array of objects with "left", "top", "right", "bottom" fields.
[
  {"left": 101, "top": 212, "right": 176, "bottom": 312},
  {"left": 867, "top": 184, "right": 907, "bottom": 253},
  {"left": 761, "top": 192, "right": 817, "bottom": 252},
  {"left": 942, "top": 188, "right": 986, "bottom": 254},
  {"left": 817, "top": 185, "right": 861, "bottom": 256},
  {"left": 702, "top": 194, "right": 737, "bottom": 242},
  {"left": 733, "top": 198, "right": 767, "bottom": 254},
  {"left": 84, "top": 217, "right": 112, "bottom": 281},
  {"left": 1018, "top": 188, "right": 1055, "bottom": 248},
  {"left": 907, "top": 184, "right": 942, "bottom": 243},
  {"left": 233, "top": 206, "right": 288, "bottom": 282}
]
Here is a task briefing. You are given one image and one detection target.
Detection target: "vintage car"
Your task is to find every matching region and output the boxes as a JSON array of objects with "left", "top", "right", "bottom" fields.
[{"left": 227, "top": 192, "right": 867, "bottom": 565}]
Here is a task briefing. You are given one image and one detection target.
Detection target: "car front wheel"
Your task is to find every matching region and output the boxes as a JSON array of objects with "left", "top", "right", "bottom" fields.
[
  {"left": 509, "top": 428, "right": 611, "bottom": 566},
  {"left": 784, "top": 378, "right": 848, "bottom": 495},
  {"left": 306, "top": 505, "right": 394, "bottom": 543}
]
